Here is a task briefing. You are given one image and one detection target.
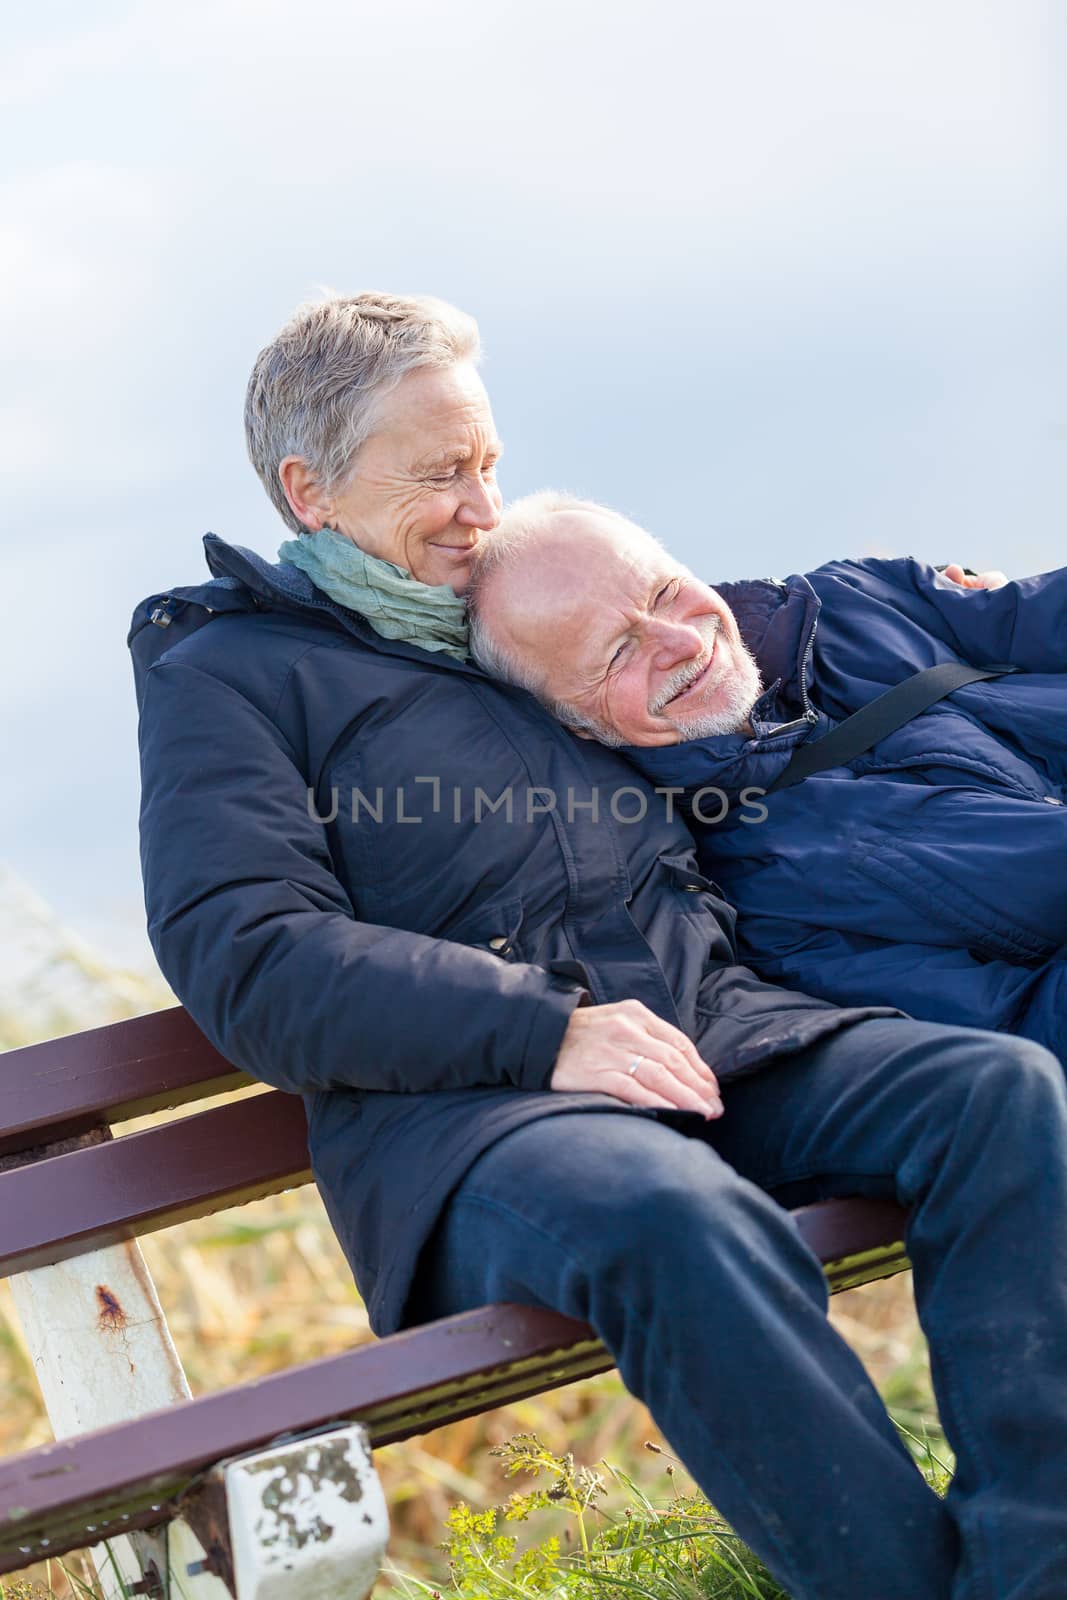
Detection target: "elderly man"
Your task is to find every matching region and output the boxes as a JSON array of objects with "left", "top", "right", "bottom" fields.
[
  {"left": 136, "top": 297, "right": 1067, "bottom": 1600},
  {"left": 467, "top": 492, "right": 1067, "bottom": 1058}
]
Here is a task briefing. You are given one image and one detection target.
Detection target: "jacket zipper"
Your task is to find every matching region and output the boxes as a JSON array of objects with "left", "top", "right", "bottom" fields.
[
  {"left": 797, "top": 612, "right": 819, "bottom": 720},
  {"left": 762, "top": 614, "right": 821, "bottom": 738}
]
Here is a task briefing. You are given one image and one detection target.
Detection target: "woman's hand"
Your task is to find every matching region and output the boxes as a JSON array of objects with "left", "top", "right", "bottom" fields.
[
  {"left": 551, "top": 1000, "right": 723, "bottom": 1118},
  {"left": 942, "top": 563, "right": 1010, "bottom": 590}
]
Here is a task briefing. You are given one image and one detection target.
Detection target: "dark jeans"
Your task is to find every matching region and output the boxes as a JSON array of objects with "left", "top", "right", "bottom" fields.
[{"left": 413, "top": 1018, "right": 1067, "bottom": 1600}]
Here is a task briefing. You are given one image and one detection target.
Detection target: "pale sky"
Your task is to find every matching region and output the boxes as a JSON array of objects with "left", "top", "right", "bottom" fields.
[{"left": 1, "top": 0, "right": 1063, "bottom": 968}]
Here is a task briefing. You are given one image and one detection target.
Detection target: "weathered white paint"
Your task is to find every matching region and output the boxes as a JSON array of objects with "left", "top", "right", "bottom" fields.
[
  {"left": 225, "top": 1425, "right": 388, "bottom": 1600},
  {"left": 9, "top": 1239, "right": 232, "bottom": 1599},
  {"left": 10, "top": 1240, "right": 192, "bottom": 1426}
]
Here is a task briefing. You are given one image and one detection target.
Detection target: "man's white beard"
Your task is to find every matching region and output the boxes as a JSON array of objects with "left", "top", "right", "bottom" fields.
[{"left": 663, "top": 634, "right": 763, "bottom": 740}]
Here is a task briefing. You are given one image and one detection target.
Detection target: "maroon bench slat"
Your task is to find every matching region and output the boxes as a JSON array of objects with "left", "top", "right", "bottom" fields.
[
  {"left": 0, "top": 1305, "right": 613, "bottom": 1575},
  {"left": 0, "top": 1080, "right": 909, "bottom": 1286},
  {"left": 794, "top": 1197, "right": 909, "bottom": 1289},
  {"left": 0, "top": 1008, "right": 248, "bottom": 1159},
  {"left": 0, "top": 1091, "right": 310, "bottom": 1276}
]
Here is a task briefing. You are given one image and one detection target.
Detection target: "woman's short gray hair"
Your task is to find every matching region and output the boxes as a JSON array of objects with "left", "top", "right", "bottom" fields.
[{"left": 245, "top": 291, "right": 481, "bottom": 533}]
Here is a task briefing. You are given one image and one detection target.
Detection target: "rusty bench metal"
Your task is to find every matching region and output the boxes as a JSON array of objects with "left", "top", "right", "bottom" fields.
[{"left": 0, "top": 1007, "right": 911, "bottom": 1596}]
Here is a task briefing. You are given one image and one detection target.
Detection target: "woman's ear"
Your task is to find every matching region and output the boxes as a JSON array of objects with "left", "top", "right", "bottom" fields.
[{"left": 279, "top": 457, "right": 331, "bottom": 532}]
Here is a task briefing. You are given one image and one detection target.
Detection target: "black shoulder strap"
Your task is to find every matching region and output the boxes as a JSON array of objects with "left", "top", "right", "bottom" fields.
[{"left": 766, "top": 662, "right": 1017, "bottom": 795}]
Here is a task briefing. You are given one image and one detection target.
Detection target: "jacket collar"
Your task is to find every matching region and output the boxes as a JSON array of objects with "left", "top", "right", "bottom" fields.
[
  {"left": 202, "top": 532, "right": 489, "bottom": 681},
  {"left": 715, "top": 572, "right": 821, "bottom": 721}
]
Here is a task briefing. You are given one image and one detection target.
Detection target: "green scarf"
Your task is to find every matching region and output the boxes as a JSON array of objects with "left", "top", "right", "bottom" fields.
[{"left": 278, "top": 526, "right": 469, "bottom": 661}]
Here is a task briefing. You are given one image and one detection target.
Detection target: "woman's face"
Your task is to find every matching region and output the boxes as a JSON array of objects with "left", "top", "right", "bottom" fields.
[{"left": 320, "top": 362, "right": 504, "bottom": 592}]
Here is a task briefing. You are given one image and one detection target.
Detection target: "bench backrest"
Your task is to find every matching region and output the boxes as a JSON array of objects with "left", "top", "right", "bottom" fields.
[
  {"left": 0, "top": 1005, "right": 908, "bottom": 1293},
  {"left": 0, "top": 1007, "right": 311, "bottom": 1277}
]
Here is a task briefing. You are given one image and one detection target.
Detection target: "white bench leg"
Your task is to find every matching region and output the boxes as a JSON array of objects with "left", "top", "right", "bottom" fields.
[
  {"left": 222, "top": 1424, "right": 388, "bottom": 1600},
  {"left": 9, "top": 1239, "right": 231, "bottom": 1598}
]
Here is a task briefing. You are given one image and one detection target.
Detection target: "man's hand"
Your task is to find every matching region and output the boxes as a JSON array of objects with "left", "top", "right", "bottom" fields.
[
  {"left": 942, "top": 563, "right": 1010, "bottom": 590},
  {"left": 551, "top": 999, "right": 724, "bottom": 1118}
]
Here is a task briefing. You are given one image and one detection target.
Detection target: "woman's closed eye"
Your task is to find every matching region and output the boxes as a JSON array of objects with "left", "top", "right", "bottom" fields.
[{"left": 429, "top": 459, "right": 497, "bottom": 486}]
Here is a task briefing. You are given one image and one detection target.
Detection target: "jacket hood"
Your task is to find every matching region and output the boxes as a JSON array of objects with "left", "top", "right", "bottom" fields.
[
  {"left": 200, "top": 532, "right": 493, "bottom": 681},
  {"left": 716, "top": 573, "right": 821, "bottom": 716},
  {"left": 204, "top": 531, "right": 325, "bottom": 608}
]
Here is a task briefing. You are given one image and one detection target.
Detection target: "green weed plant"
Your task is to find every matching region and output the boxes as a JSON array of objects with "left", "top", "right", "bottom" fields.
[
  {"left": 390, "top": 1432, "right": 791, "bottom": 1600},
  {"left": 389, "top": 1427, "right": 953, "bottom": 1600}
]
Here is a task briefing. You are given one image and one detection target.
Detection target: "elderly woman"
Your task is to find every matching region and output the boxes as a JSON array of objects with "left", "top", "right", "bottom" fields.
[{"left": 134, "top": 293, "right": 1067, "bottom": 1600}]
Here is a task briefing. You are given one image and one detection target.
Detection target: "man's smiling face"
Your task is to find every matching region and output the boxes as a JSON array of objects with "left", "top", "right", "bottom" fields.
[{"left": 478, "top": 509, "right": 762, "bottom": 747}]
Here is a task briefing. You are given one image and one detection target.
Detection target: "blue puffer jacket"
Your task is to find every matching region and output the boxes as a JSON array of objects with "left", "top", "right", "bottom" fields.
[
  {"left": 626, "top": 559, "right": 1067, "bottom": 1058},
  {"left": 133, "top": 536, "right": 890, "bottom": 1335}
]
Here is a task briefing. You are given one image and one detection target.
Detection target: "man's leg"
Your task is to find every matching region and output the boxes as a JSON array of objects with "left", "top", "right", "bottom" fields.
[
  {"left": 415, "top": 1018, "right": 1067, "bottom": 1599},
  {"left": 414, "top": 1104, "right": 957, "bottom": 1599},
  {"left": 707, "top": 1017, "right": 1067, "bottom": 1600}
]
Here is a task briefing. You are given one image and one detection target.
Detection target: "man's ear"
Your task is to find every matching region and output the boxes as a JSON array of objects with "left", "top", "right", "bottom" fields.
[{"left": 279, "top": 456, "right": 331, "bottom": 532}]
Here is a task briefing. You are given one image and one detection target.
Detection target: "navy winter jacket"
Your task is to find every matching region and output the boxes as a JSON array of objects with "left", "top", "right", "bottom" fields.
[
  {"left": 133, "top": 536, "right": 890, "bottom": 1334},
  {"left": 626, "top": 559, "right": 1067, "bottom": 1058}
]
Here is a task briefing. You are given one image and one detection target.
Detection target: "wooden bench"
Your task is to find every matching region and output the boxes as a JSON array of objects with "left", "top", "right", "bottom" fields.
[{"left": 0, "top": 1007, "right": 911, "bottom": 1597}]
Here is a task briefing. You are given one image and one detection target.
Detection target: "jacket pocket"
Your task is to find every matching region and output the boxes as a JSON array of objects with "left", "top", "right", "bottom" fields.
[
  {"left": 657, "top": 852, "right": 739, "bottom": 959},
  {"left": 658, "top": 850, "right": 726, "bottom": 899}
]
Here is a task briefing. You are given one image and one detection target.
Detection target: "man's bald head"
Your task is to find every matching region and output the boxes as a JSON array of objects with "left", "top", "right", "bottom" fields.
[
  {"left": 467, "top": 492, "right": 761, "bottom": 748},
  {"left": 468, "top": 494, "right": 663, "bottom": 691}
]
